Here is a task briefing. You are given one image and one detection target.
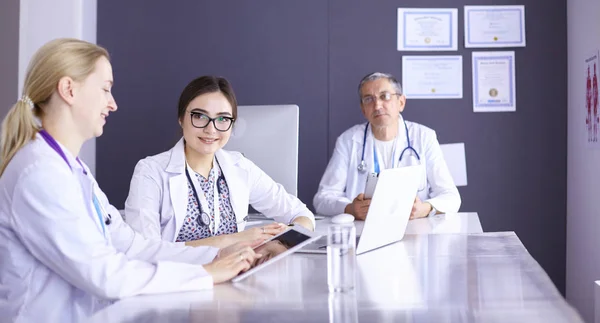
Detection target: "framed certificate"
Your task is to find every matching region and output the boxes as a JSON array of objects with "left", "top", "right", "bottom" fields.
[
  {"left": 472, "top": 51, "right": 516, "bottom": 112},
  {"left": 397, "top": 8, "right": 458, "bottom": 51},
  {"left": 465, "top": 5, "right": 526, "bottom": 48},
  {"left": 402, "top": 56, "right": 463, "bottom": 99}
]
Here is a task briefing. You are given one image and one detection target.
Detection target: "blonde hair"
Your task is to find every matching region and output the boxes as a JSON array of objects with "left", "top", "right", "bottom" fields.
[{"left": 0, "top": 38, "right": 109, "bottom": 176}]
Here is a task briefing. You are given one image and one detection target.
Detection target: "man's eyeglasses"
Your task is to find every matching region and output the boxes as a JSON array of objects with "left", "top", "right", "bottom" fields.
[
  {"left": 190, "top": 112, "right": 234, "bottom": 132},
  {"left": 361, "top": 92, "right": 401, "bottom": 105}
]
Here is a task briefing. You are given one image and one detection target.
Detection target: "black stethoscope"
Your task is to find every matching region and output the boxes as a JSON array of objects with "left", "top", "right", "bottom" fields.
[
  {"left": 357, "top": 118, "right": 421, "bottom": 173},
  {"left": 185, "top": 164, "right": 225, "bottom": 228},
  {"left": 183, "top": 157, "right": 249, "bottom": 231}
]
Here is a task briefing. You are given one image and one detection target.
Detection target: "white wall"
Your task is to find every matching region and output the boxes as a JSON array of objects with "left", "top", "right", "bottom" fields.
[
  {"left": 18, "top": 0, "right": 97, "bottom": 174},
  {"left": 566, "top": 0, "right": 600, "bottom": 321}
]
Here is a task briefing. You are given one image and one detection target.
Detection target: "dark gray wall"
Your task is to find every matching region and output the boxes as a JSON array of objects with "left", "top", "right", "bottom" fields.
[
  {"left": 96, "top": 0, "right": 329, "bottom": 215},
  {"left": 0, "top": 0, "right": 19, "bottom": 117},
  {"left": 97, "top": 0, "right": 567, "bottom": 293}
]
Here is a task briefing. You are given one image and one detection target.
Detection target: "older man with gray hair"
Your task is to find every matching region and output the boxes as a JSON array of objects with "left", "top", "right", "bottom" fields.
[{"left": 313, "top": 72, "right": 461, "bottom": 220}]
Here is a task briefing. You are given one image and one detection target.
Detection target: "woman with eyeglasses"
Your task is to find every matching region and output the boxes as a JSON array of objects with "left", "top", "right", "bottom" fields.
[
  {"left": 0, "top": 40, "right": 262, "bottom": 323},
  {"left": 124, "top": 76, "right": 315, "bottom": 248}
]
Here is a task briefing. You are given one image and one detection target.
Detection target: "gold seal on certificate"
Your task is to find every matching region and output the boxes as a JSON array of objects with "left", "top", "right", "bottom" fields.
[
  {"left": 489, "top": 88, "right": 498, "bottom": 97},
  {"left": 424, "top": 37, "right": 431, "bottom": 44}
]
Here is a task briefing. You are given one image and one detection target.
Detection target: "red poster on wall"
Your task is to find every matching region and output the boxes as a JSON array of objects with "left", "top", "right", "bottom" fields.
[{"left": 585, "top": 50, "right": 599, "bottom": 146}]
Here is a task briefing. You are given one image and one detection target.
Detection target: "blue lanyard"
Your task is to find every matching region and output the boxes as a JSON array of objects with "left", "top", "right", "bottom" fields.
[
  {"left": 92, "top": 195, "right": 106, "bottom": 236},
  {"left": 372, "top": 141, "right": 397, "bottom": 174},
  {"left": 373, "top": 145, "right": 381, "bottom": 174},
  {"left": 39, "top": 130, "right": 107, "bottom": 236}
]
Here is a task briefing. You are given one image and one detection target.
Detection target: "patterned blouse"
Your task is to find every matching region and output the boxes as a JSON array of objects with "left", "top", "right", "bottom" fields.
[{"left": 176, "top": 165, "right": 238, "bottom": 242}]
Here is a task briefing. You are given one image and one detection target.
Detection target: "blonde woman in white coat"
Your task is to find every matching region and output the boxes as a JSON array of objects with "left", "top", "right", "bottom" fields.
[
  {"left": 0, "top": 39, "right": 260, "bottom": 323},
  {"left": 125, "top": 76, "right": 315, "bottom": 248}
]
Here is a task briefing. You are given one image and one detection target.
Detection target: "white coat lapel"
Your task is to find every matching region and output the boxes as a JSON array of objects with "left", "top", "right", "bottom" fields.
[
  {"left": 395, "top": 115, "right": 409, "bottom": 167},
  {"left": 50, "top": 135, "right": 109, "bottom": 239},
  {"left": 165, "top": 138, "right": 188, "bottom": 240},
  {"left": 168, "top": 175, "right": 188, "bottom": 238},
  {"left": 215, "top": 150, "right": 249, "bottom": 232},
  {"left": 350, "top": 123, "right": 370, "bottom": 197},
  {"left": 76, "top": 172, "right": 106, "bottom": 237}
]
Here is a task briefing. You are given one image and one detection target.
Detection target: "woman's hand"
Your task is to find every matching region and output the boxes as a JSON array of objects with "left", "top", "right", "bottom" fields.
[
  {"left": 233, "top": 223, "right": 287, "bottom": 243},
  {"left": 252, "top": 240, "right": 288, "bottom": 267},
  {"left": 184, "top": 223, "right": 288, "bottom": 249},
  {"left": 291, "top": 216, "right": 314, "bottom": 231},
  {"left": 217, "top": 239, "right": 263, "bottom": 259},
  {"left": 204, "top": 244, "right": 262, "bottom": 284}
]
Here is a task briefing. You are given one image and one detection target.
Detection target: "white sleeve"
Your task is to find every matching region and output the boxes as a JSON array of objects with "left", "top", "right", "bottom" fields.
[
  {"left": 313, "top": 136, "right": 353, "bottom": 216},
  {"left": 423, "top": 131, "right": 462, "bottom": 213},
  {"left": 123, "top": 159, "right": 167, "bottom": 242},
  {"left": 10, "top": 166, "right": 214, "bottom": 300},
  {"left": 95, "top": 178, "right": 219, "bottom": 264},
  {"left": 245, "top": 158, "right": 316, "bottom": 229}
]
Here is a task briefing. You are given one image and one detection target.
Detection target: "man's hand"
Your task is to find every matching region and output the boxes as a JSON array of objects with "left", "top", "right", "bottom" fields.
[
  {"left": 344, "top": 193, "right": 371, "bottom": 220},
  {"left": 410, "top": 197, "right": 432, "bottom": 220}
]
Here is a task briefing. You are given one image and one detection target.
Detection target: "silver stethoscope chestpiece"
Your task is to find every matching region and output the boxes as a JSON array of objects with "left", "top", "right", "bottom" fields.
[
  {"left": 357, "top": 160, "right": 367, "bottom": 173},
  {"left": 200, "top": 212, "right": 211, "bottom": 227}
]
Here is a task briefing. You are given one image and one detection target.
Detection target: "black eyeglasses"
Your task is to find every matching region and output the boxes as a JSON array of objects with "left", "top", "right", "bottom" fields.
[
  {"left": 190, "top": 112, "right": 235, "bottom": 132},
  {"left": 361, "top": 92, "right": 401, "bottom": 105}
]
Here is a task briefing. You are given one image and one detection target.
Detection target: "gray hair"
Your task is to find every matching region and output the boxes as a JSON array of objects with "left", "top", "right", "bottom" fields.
[{"left": 357, "top": 72, "right": 403, "bottom": 100}]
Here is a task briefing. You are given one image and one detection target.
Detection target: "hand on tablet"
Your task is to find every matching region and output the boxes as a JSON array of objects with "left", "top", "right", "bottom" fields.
[
  {"left": 229, "top": 226, "right": 320, "bottom": 282},
  {"left": 217, "top": 239, "right": 264, "bottom": 259},
  {"left": 234, "top": 223, "right": 287, "bottom": 243},
  {"left": 252, "top": 240, "right": 288, "bottom": 267},
  {"left": 207, "top": 242, "right": 264, "bottom": 284}
]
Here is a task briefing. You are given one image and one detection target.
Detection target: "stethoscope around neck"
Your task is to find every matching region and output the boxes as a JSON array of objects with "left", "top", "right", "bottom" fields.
[
  {"left": 184, "top": 158, "right": 248, "bottom": 229},
  {"left": 184, "top": 163, "right": 225, "bottom": 228},
  {"left": 357, "top": 118, "right": 421, "bottom": 173}
]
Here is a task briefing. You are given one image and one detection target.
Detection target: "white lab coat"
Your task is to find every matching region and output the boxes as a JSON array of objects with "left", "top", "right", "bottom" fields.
[
  {"left": 0, "top": 134, "right": 220, "bottom": 323},
  {"left": 313, "top": 116, "right": 461, "bottom": 216},
  {"left": 124, "top": 138, "right": 315, "bottom": 242}
]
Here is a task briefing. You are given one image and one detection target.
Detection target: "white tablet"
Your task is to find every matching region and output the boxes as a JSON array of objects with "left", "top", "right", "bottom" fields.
[
  {"left": 364, "top": 172, "right": 379, "bottom": 199},
  {"left": 231, "top": 225, "right": 321, "bottom": 283}
]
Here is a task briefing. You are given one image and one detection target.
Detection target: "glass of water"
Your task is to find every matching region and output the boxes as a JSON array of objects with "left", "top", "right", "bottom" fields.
[
  {"left": 327, "top": 224, "right": 356, "bottom": 293},
  {"left": 328, "top": 291, "right": 358, "bottom": 323}
]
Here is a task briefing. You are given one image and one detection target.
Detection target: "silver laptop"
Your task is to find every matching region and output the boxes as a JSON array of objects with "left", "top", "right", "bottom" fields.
[{"left": 299, "top": 165, "right": 422, "bottom": 255}]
